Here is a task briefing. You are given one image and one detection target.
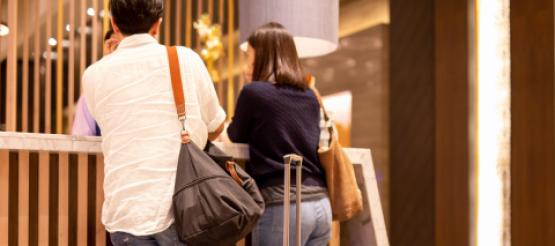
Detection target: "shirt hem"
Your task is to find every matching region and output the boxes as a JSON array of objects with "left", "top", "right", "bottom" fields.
[{"left": 104, "top": 218, "right": 175, "bottom": 236}]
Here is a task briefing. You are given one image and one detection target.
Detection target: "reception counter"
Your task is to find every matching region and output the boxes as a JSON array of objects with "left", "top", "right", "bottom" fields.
[{"left": 0, "top": 132, "right": 388, "bottom": 246}]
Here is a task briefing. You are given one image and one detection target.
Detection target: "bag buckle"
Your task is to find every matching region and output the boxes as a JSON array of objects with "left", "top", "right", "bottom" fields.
[
  {"left": 178, "top": 115, "right": 190, "bottom": 143},
  {"left": 225, "top": 161, "right": 243, "bottom": 186}
]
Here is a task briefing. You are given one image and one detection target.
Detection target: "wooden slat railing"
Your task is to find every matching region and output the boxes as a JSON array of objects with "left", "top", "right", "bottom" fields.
[{"left": 0, "top": 132, "right": 389, "bottom": 245}]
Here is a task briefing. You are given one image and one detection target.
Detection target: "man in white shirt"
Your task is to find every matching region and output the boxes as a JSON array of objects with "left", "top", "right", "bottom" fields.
[{"left": 82, "top": 0, "right": 226, "bottom": 244}]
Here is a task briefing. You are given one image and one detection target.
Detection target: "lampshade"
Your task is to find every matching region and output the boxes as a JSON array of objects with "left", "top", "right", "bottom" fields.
[{"left": 239, "top": 0, "right": 339, "bottom": 58}]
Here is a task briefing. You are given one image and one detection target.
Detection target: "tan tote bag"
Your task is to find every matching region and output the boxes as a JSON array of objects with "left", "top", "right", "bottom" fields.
[{"left": 310, "top": 85, "right": 363, "bottom": 222}]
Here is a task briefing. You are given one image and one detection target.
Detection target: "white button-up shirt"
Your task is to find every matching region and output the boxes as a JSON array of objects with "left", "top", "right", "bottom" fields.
[{"left": 82, "top": 34, "right": 226, "bottom": 235}]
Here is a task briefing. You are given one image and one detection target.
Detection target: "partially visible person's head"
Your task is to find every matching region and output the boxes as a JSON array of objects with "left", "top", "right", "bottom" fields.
[
  {"left": 103, "top": 28, "right": 124, "bottom": 55},
  {"left": 247, "top": 22, "right": 306, "bottom": 89},
  {"left": 109, "top": 0, "right": 163, "bottom": 36}
]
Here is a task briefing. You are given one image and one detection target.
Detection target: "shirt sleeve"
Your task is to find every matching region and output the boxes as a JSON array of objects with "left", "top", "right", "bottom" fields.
[
  {"left": 185, "top": 48, "right": 226, "bottom": 132},
  {"left": 227, "top": 86, "right": 253, "bottom": 143}
]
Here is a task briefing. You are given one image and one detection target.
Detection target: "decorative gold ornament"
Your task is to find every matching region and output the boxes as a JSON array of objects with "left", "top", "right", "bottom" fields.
[{"left": 194, "top": 14, "right": 224, "bottom": 83}]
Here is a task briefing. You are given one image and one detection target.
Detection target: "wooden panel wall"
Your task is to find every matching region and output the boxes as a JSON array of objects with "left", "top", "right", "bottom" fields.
[
  {"left": 390, "top": 0, "right": 437, "bottom": 244},
  {"left": 434, "top": 0, "right": 472, "bottom": 245},
  {"left": 510, "top": 0, "right": 555, "bottom": 245},
  {"left": 0, "top": 150, "right": 104, "bottom": 246},
  {"left": 1, "top": 0, "right": 241, "bottom": 134},
  {"left": 390, "top": 0, "right": 471, "bottom": 245}
]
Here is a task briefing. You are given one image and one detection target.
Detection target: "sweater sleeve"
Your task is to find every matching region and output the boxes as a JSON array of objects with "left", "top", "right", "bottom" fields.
[{"left": 227, "top": 86, "right": 254, "bottom": 143}]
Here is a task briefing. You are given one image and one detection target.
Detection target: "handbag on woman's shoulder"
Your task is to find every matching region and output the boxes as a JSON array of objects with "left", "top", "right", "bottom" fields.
[{"left": 310, "top": 83, "right": 363, "bottom": 222}]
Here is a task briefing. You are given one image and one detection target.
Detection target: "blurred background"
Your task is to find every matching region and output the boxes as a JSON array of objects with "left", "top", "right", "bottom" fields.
[{"left": 1, "top": 0, "right": 554, "bottom": 245}]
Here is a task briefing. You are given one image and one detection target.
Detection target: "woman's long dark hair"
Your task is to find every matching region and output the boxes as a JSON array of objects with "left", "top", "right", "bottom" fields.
[{"left": 248, "top": 22, "right": 307, "bottom": 89}]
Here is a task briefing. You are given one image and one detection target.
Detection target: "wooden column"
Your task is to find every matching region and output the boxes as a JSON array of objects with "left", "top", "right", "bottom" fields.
[
  {"left": 390, "top": 1, "right": 435, "bottom": 243},
  {"left": 38, "top": 152, "right": 50, "bottom": 245},
  {"left": 196, "top": 0, "right": 203, "bottom": 50},
  {"left": 56, "top": 0, "right": 65, "bottom": 134},
  {"left": 6, "top": 0, "right": 18, "bottom": 131},
  {"left": 77, "top": 154, "right": 89, "bottom": 245},
  {"left": 208, "top": 0, "right": 214, "bottom": 20},
  {"left": 103, "top": 0, "right": 110, "bottom": 40},
  {"left": 175, "top": 0, "right": 182, "bottom": 45},
  {"left": 217, "top": 0, "right": 225, "bottom": 105},
  {"left": 68, "top": 0, "right": 77, "bottom": 129},
  {"left": 79, "top": 0, "right": 87, "bottom": 85},
  {"left": 58, "top": 153, "right": 70, "bottom": 245},
  {"left": 390, "top": 0, "right": 471, "bottom": 245},
  {"left": 163, "top": 0, "right": 170, "bottom": 45},
  {"left": 18, "top": 151, "right": 30, "bottom": 245},
  {"left": 22, "top": 0, "right": 30, "bottom": 132},
  {"left": 92, "top": 0, "right": 100, "bottom": 63},
  {"left": 186, "top": 0, "right": 193, "bottom": 47},
  {"left": 33, "top": 0, "right": 42, "bottom": 133},
  {"left": 510, "top": 0, "right": 555, "bottom": 245},
  {"left": 0, "top": 150, "right": 10, "bottom": 245},
  {"left": 434, "top": 0, "right": 472, "bottom": 245},
  {"left": 80, "top": 0, "right": 88, "bottom": 83},
  {"left": 227, "top": 0, "right": 235, "bottom": 120},
  {"left": 45, "top": 0, "right": 53, "bottom": 133}
]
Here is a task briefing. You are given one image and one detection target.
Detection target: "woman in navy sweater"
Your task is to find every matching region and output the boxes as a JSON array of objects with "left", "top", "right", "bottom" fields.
[{"left": 227, "top": 22, "right": 331, "bottom": 246}]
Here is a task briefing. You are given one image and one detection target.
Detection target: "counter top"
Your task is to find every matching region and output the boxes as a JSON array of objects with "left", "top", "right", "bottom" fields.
[{"left": 0, "top": 132, "right": 373, "bottom": 164}]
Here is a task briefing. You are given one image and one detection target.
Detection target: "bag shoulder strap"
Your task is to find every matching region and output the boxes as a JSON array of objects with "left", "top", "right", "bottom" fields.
[
  {"left": 308, "top": 76, "right": 336, "bottom": 147},
  {"left": 307, "top": 75, "right": 330, "bottom": 122},
  {"left": 167, "top": 46, "right": 185, "bottom": 117},
  {"left": 166, "top": 46, "right": 190, "bottom": 143}
]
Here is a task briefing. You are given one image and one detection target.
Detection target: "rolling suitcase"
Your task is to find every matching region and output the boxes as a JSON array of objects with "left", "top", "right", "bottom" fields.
[{"left": 283, "top": 154, "right": 303, "bottom": 246}]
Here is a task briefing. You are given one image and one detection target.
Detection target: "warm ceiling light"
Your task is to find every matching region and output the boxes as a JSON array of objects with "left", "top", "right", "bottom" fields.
[
  {"left": 0, "top": 24, "right": 9, "bottom": 36},
  {"left": 43, "top": 51, "right": 58, "bottom": 60},
  {"left": 48, "top": 37, "right": 58, "bottom": 47},
  {"left": 99, "top": 10, "right": 107, "bottom": 18},
  {"left": 87, "top": 8, "right": 96, "bottom": 17},
  {"left": 78, "top": 26, "right": 92, "bottom": 35},
  {"left": 66, "top": 24, "right": 71, "bottom": 32},
  {"left": 62, "top": 39, "right": 71, "bottom": 48}
]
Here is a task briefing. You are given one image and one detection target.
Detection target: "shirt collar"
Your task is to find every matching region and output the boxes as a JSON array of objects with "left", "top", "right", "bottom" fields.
[{"left": 117, "top": 33, "right": 158, "bottom": 49}]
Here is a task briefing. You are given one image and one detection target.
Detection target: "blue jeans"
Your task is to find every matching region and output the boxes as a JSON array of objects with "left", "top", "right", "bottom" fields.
[
  {"left": 110, "top": 224, "right": 185, "bottom": 246},
  {"left": 252, "top": 196, "right": 332, "bottom": 246}
]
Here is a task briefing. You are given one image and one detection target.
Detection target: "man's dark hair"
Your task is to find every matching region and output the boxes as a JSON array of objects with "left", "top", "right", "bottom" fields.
[
  {"left": 104, "top": 28, "right": 114, "bottom": 42},
  {"left": 110, "top": 0, "right": 163, "bottom": 35},
  {"left": 248, "top": 22, "right": 307, "bottom": 89}
]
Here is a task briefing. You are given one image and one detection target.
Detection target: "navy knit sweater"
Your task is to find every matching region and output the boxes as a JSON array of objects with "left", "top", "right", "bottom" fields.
[{"left": 227, "top": 81, "right": 326, "bottom": 189}]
